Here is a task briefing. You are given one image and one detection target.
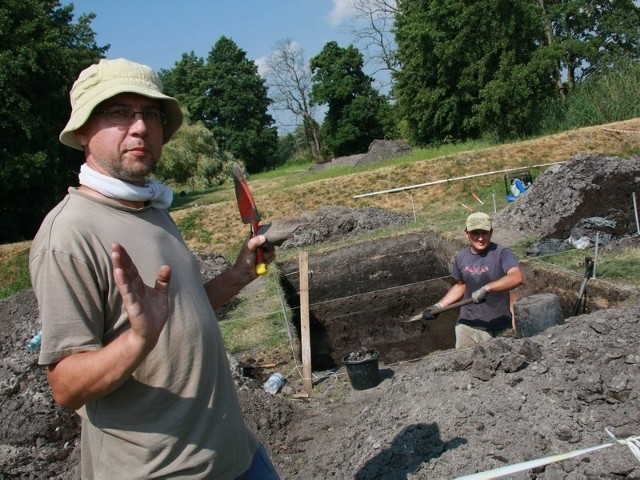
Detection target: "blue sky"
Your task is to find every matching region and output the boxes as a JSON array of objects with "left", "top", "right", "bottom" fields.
[
  {"left": 65, "top": 1, "right": 357, "bottom": 74},
  {"left": 64, "top": 1, "right": 366, "bottom": 130}
]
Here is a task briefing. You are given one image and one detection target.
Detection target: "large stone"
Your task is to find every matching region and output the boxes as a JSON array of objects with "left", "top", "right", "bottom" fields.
[{"left": 514, "top": 293, "right": 564, "bottom": 338}]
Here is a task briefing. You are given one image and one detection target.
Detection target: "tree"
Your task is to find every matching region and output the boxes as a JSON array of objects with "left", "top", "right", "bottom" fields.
[
  {"left": 163, "top": 37, "right": 278, "bottom": 173},
  {"left": 393, "top": 0, "right": 640, "bottom": 144},
  {"left": 0, "top": 0, "right": 107, "bottom": 242},
  {"left": 264, "top": 39, "right": 322, "bottom": 161},
  {"left": 155, "top": 112, "right": 235, "bottom": 190},
  {"left": 393, "top": 0, "right": 550, "bottom": 143},
  {"left": 160, "top": 52, "right": 206, "bottom": 116},
  {"left": 340, "top": 0, "right": 400, "bottom": 87},
  {"left": 536, "top": 0, "right": 640, "bottom": 97},
  {"left": 310, "top": 41, "right": 390, "bottom": 157}
]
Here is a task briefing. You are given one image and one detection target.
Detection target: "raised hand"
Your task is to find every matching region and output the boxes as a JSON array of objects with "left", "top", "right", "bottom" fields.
[{"left": 111, "top": 243, "right": 171, "bottom": 350}]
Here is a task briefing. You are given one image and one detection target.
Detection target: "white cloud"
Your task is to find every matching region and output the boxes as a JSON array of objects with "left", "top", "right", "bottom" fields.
[
  {"left": 254, "top": 40, "right": 304, "bottom": 78},
  {"left": 254, "top": 56, "right": 268, "bottom": 77},
  {"left": 287, "top": 40, "right": 304, "bottom": 54},
  {"left": 327, "top": 0, "right": 355, "bottom": 26}
]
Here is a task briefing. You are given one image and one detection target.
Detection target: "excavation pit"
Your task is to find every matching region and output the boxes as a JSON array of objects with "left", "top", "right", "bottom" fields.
[{"left": 278, "top": 231, "right": 632, "bottom": 370}]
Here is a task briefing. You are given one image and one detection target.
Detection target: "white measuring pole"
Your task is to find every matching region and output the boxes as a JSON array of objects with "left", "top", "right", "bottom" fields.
[
  {"left": 410, "top": 193, "right": 417, "bottom": 222},
  {"left": 592, "top": 232, "right": 599, "bottom": 279},
  {"left": 633, "top": 192, "right": 640, "bottom": 234},
  {"left": 352, "top": 161, "right": 566, "bottom": 199}
]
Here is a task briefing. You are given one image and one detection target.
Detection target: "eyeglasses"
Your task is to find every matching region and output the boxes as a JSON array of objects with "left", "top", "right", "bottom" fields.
[{"left": 93, "top": 108, "right": 167, "bottom": 127}]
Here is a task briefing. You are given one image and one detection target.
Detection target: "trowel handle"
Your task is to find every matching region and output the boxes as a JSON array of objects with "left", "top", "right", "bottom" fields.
[
  {"left": 255, "top": 249, "right": 268, "bottom": 275},
  {"left": 252, "top": 221, "right": 268, "bottom": 276}
]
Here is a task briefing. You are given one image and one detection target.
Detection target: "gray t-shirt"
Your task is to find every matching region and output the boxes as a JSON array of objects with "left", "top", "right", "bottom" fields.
[
  {"left": 452, "top": 243, "right": 519, "bottom": 331},
  {"left": 29, "top": 188, "right": 258, "bottom": 479}
]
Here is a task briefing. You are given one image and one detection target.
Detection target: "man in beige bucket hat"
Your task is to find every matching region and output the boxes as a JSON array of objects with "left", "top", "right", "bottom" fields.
[
  {"left": 423, "top": 212, "right": 524, "bottom": 348},
  {"left": 30, "top": 58, "right": 279, "bottom": 478}
]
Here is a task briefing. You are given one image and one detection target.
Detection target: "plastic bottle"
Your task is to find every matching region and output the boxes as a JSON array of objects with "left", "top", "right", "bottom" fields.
[
  {"left": 513, "top": 178, "right": 527, "bottom": 193},
  {"left": 263, "top": 373, "right": 284, "bottom": 394},
  {"left": 26, "top": 330, "right": 43, "bottom": 353}
]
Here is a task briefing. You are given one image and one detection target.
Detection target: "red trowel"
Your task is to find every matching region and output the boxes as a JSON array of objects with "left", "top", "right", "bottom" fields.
[{"left": 231, "top": 163, "right": 268, "bottom": 275}]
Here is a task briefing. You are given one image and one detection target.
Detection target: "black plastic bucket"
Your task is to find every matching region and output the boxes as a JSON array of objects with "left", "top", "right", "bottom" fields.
[{"left": 342, "top": 349, "right": 380, "bottom": 390}]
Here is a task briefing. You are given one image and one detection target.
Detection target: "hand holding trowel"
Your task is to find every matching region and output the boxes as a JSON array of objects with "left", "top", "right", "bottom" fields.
[
  {"left": 231, "top": 163, "right": 268, "bottom": 276},
  {"left": 403, "top": 297, "right": 474, "bottom": 323}
]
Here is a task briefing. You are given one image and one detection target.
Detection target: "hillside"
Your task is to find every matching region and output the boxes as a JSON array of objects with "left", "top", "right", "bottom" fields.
[
  {"left": 171, "top": 118, "right": 640, "bottom": 254},
  {"left": 1, "top": 118, "right": 639, "bottom": 262}
]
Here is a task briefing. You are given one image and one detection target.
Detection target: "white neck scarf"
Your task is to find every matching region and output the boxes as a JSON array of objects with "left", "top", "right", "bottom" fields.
[{"left": 78, "top": 164, "right": 173, "bottom": 209}]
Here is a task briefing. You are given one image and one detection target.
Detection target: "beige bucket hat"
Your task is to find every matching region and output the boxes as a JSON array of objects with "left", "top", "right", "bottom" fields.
[
  {"left": 60, "top": 58, "right": 183, "bottom": 150},
  {"left": 466, "top": 212, "right": 492, "bottom": 231}
]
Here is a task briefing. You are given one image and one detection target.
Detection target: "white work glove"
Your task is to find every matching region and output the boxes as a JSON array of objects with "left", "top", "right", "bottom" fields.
[{"left": 472, "top": 287, "right": 488, "bottom": 304}]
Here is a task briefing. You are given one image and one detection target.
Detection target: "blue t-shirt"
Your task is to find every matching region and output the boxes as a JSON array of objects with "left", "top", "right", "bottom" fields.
[{"left": 452, "top": 243, "right": 519, "bottom": 331}]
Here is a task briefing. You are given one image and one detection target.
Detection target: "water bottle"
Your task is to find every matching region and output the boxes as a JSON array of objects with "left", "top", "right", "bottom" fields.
[
  {"left": 26, "top": 330, "right": 43, "bottom": 353},
  {"left": 263, "top": 373, "right": 284, "bottom": 394}
]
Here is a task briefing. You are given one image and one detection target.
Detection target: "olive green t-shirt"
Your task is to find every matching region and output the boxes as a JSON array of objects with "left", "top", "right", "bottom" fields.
[{"left": 30, "top": 188, "right": 258, "bottom": 479}]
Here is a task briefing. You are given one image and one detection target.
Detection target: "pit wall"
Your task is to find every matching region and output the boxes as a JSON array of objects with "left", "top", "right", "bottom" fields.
[
  {"left": 517, "top": 261, "right": 632, "bottom": 317},
  {"left": 278, "top": 231, "right": 633, "bottom": 368}
]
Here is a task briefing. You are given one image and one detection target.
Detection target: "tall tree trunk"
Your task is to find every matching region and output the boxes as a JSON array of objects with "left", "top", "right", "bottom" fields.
[
  {"left": 538, "top": 0, "right": 565, "bottom": 100},
  {"left": 303, "top": 114, "right": 322, "bottom": 160}
]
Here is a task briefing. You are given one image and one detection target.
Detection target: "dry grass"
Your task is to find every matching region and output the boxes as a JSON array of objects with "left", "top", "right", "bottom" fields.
[
  {"left": 0, "top": 241, "right": 31, "bottom": 262},
  {"left": 172, "top": 118, "right": 640, "bottom": 254}
]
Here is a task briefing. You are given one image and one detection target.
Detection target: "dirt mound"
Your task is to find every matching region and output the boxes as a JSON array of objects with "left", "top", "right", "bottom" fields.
[
  {"left": 310, "top": 139, "right": 412, "bottom": 171},
  {"left": 0, "top": 291, "right": 80, "bottom": 479},
  {"left": 280, "top": 205, "right": 413, "bottom": 249},
  {"left": 273, "top": 305, "right": 640, "bottom": 478},
  {"left": 493, "top": 153, "right": 640, "bottom": 246}
]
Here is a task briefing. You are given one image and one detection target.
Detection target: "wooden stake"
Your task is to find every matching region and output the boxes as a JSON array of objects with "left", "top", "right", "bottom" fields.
[
  {"left": 299, "top": 251, "right": 313, "bottom": 392},
  {"left": 472, "top": 192, "right": 485, "bottom": 204}
]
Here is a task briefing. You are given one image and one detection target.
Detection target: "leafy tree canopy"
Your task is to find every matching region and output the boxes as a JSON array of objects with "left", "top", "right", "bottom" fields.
[
  {"left": 161, "top": 37, "right": 278, "bottom": 173},
  {"left": 155, "top": 111, "right": 236, "bottom": 190},
  {"left": 541, "top": 0, "right": 640, "bottom": 88},
  {"left": 393, "top": 0, "right": 549, "bottom": 144},
  {"left": 310, "top": 41, "right": 391, "bottom": 157},
  {"left": 392, "top": 0, "right": 640, "bottom": 144},
  {"left": 0, "top": 0, "right": 107, "bottom": 242}
]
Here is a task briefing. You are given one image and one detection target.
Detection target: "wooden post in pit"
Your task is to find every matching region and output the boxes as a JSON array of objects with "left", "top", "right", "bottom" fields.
[{"left": 299, "top": 251, "right": 313, "bottom": 392}]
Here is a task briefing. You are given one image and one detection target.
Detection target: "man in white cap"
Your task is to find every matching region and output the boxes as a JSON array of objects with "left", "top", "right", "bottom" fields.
[
  {"left": 29, "top": 58, "right": 279, "bottom": 479},
  {"left": 424, "top": 212, "right": 524, "bottom": 348}
]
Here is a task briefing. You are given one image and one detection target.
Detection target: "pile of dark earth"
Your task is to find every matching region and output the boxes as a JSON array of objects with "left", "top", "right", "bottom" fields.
[
  {"left": 492, "top": 152, "right": 640, "bottom": 251},
  {"left": 308, "top": 139, "right": 413, "bottom": 171}
]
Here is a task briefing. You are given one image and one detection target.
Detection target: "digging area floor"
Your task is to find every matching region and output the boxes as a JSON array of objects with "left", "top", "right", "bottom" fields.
[{"left": 2, "top": 153, "right": 640, "bottom": 479}]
